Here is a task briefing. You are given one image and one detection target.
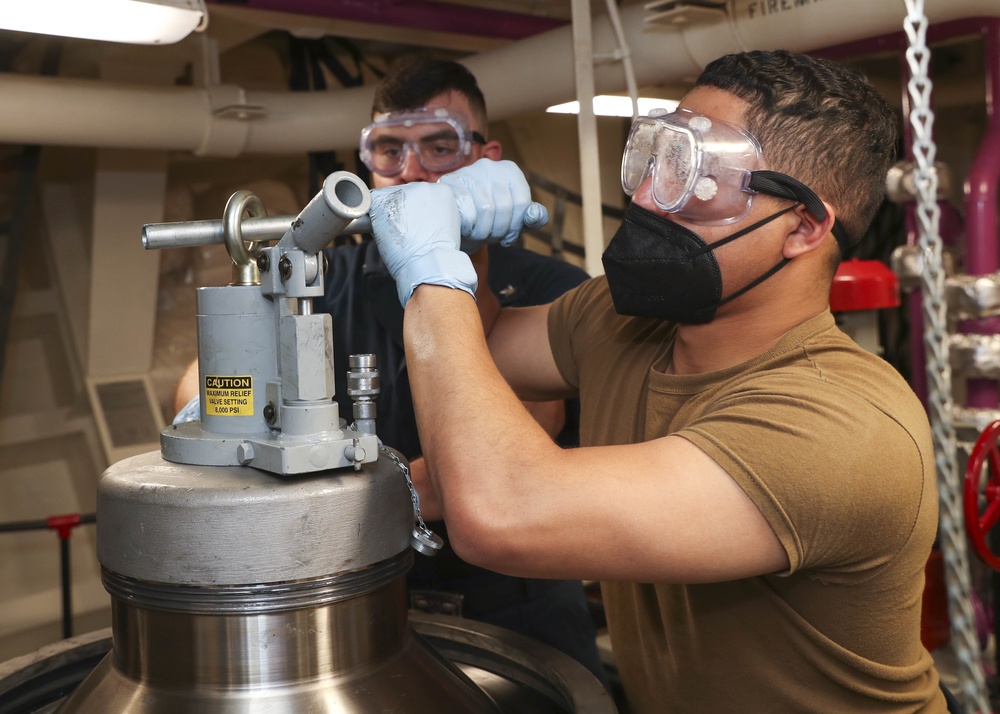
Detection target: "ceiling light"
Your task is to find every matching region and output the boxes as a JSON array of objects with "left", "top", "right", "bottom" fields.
[
  {"left": 0, "top": 0, "right": 207, "bottom": 45},
  {"left": 547, "top": 96, "right": 679, "bottom": 118}
]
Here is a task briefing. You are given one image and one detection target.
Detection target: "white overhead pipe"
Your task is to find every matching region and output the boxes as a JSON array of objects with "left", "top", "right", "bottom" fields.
[
  {"left": 1, "top": 73, "right": 377, "bottom": 156},
  {"left": 0, "top": 0, "right": 998, "bottom": 155}
]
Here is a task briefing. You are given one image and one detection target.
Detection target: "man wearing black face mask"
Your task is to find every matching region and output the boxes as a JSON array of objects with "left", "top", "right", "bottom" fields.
[{"left": 365, "top": 51, "right": 946, "bottom": 712}]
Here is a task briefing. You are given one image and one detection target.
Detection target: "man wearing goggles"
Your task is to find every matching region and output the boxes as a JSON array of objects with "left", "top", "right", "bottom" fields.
[
  {"left": 604, "top": 105, "right": 853, "bottom": 324},
  {"left": 359, "top": 107, "right": 488, "bottom": 179},
  {"left": 366, "top": 50, "right": 946, "bottom": 712},
  {"left": 620, "top": 106, "right": 847, "bottom": 231}
]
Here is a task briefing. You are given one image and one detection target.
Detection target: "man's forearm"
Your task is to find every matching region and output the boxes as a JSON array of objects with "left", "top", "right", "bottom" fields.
[
  {"left": 404, "top": 285, "right": 561, "bottom": 550},
  {"left": 475, "top": 281, "right": 501, "bottom": 337}
]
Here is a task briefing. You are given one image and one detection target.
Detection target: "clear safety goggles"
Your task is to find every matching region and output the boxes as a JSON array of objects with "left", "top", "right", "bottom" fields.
[
  {"left": 622, "top": 107, "right": 852, "bottom": 250},
  {"left": 359, "top": 108, "right": 486, "bottom": 177},
  {"left": 622, "top": 108, "right": 765, "bottom": 225}
]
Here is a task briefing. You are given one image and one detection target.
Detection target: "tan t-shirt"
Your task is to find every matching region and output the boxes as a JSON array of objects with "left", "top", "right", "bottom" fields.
[{"left": 548, "top": 277, "right": 944, "bottom": 713}]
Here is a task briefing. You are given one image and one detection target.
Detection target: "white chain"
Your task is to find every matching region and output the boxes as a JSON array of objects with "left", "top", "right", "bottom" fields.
[{"left": 903, "top": 1, "right": 991, "bottom": 710}]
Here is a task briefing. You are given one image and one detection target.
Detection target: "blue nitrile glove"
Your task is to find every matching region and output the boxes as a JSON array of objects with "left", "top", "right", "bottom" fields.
[
  {"left": 369, "top": 182, "right": 478, "bottom": 307},
  {"left": 437, "top": 158, "right": 549, "bottom": 251},
  {"left": 173, "top": 395, "right": 200, "bottom": 424}
]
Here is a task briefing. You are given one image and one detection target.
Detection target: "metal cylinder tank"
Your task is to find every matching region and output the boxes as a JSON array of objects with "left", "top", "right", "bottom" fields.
[{"left": 54, "top": 450, "right": 504, "bottom": 713}]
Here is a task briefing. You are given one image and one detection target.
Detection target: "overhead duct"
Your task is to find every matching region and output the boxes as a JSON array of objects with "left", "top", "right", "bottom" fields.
[
  {"left": 204, "top": 0, "right": 568, "bottom": 40},
  {"left": 0, "top": 0, "right": 998, "bottom": 156}
]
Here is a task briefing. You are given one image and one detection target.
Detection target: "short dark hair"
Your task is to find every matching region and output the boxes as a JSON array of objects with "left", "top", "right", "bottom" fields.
[
  {"left": 695, "top": 50, "right": 897, "bottom": 246},
  {"left": 372, "top": 57, "right": 489, "bottom": 135}
]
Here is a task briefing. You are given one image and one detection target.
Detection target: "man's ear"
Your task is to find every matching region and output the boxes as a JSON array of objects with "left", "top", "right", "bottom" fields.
[
  {"left": 483, "top": 140, "right": 503, "bottom": 161},
  {"left": 783, "top": 201, "right": 836, "bottom": 259}
]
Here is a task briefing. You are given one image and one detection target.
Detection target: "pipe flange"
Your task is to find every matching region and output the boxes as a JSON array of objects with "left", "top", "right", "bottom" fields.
[
  {"left": 950, "top": 333, "right": 1000, "bottom": 379},
  {"left": 885, "top": 160, "right": 951, "bottom": 203},
  {"left": 946, "top": 271, "right": 1000, "bottom": 320}
]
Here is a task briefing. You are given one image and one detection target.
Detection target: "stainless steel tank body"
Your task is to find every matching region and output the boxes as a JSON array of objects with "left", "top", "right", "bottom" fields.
[{"left": 55, "top": 455, "right": 504, "bottom": 713}]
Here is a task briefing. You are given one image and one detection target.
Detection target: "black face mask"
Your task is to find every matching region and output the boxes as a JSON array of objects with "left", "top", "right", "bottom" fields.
[{"left": 601, "top": 202, "right": 797, "bottom": 324}]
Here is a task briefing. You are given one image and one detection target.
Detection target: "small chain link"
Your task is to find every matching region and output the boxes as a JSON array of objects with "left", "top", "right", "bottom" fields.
[
  {"left": 903, "top": 1, "right": 991, "bottom": 711},
  {"left": 378, "top": 444, "right": 438, "bottom": 542}
]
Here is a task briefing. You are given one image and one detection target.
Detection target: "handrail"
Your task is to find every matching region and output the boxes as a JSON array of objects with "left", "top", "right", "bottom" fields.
[{"left": 0, "top": 513, "right": 97, "bottom": 639}]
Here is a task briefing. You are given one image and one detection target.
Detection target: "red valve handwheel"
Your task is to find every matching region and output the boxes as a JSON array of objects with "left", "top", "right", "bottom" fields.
[{"left": 964, "top": 420, "right": 1000, "bottom": 571}]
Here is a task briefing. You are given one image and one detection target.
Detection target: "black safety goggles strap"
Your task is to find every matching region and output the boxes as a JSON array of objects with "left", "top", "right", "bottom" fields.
[{"left": 748, "top": 170, "right": 852, "bottom": 253}]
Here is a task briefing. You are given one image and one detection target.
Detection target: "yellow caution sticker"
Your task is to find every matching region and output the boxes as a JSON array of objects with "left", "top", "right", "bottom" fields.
[{"left": 203, "top": 375, "right": 254, "bottom": 416}]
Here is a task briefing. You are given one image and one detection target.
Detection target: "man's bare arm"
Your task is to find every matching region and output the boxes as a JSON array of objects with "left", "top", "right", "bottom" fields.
[{"left": 405, "top": 285, "right": 789, "bottom": 584}]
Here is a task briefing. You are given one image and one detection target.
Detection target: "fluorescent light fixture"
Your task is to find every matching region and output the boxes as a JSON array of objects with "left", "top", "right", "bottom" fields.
[
  {"left": 547, "top": 96, "right": 680, "bottom": 118},
  {"left": 0, "top": 0, "right": 207, "bottom": 45}
]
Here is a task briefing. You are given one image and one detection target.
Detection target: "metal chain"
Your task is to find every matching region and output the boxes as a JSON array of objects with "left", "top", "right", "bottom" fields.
[
  {"left": 903, "top": 1, "right": 991, "bottom": 710},
  {"left": 378, "top": 444, "right": 443, "bottom": 555}
]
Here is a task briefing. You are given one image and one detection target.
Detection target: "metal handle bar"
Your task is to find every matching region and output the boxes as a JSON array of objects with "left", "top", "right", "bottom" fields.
[{"left": 142, "top": 214, "right": 372, "bottom": 251}]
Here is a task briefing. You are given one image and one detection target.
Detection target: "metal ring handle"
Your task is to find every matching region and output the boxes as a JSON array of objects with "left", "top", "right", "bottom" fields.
[{"left": 223, "top": 190, "right": 266, "bottom": 285}]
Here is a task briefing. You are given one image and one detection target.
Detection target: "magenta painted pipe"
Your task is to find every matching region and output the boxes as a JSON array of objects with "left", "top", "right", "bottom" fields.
[
  {"left": 962, "top": 20, "right": 1000, "bottom": 409},
  {"left": 966, "top": 20, "right": 1000, "bottom": 275},
  {"left": 898, "top": 56, "right": 931, "bottom": 409},
  {"left": 816, "top": 17, "right": 995, "bottom": 60},
  {"left": 205, "top": 0, "right": 566, "bottom": 40}
]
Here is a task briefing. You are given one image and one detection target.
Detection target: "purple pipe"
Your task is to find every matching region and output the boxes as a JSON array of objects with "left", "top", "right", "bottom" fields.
[
  {"left": 816, "top": 17, "right": 996, "bottom": 59},
  {"left": 205, "top": 0, "right": 567, "bottom": 40},
  {"left": 967, "top": 20, "right": 1000, "bottom": 275},
  {"left": 961, "top": 19, "right": 1000, "bottom": 409},
  {"left": 898, "top": 54, "right": 930, "bottom": 407}
]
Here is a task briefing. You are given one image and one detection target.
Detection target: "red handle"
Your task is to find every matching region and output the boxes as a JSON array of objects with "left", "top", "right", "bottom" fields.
[
  {"left": 964, "top": 420, "right": 1000, "bottom": 571},
  {"left": 46, "top": 513, "right": 82, "bottom": 541}
]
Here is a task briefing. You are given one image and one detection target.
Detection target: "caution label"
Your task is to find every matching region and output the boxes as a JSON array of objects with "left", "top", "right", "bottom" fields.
[{"left": 203, "top": 375, "right": 254, "bottom": 416}]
